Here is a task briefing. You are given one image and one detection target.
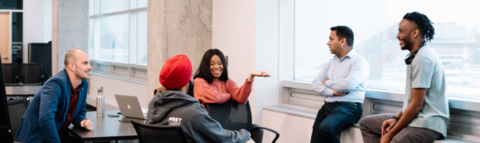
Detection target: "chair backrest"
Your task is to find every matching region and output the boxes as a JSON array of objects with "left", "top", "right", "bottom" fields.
[
  {"left": 206, "top": 100, "right": 252, "bottom": 132},
  {"left": 22, "top": 63, "right": 42, "bottom": 84},
  {"left": 2, "top": 63, "right": 18, "bottom": 84},
  {"left": 7, "top": 98, "right": 29, "bottom": 138},
  {"left": 131, "top": 120, "right": 188, "bottom": 143}
]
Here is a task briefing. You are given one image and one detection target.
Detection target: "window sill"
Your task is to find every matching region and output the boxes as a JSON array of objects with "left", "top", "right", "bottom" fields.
[
  {"left": 90, "top": 72, "right": 147, "bottom": 85},
  {"left": 283, "top": 80, "right": 480, "bottom": 112},
  {"left": 89, "top": 60, "right": 148, "bottom": 85},
  {"left": 264, "top": 105, "right": 477, "bottom": 143},
  {"left": 263, "top": 106, "right": 317, "bottom": 120}
]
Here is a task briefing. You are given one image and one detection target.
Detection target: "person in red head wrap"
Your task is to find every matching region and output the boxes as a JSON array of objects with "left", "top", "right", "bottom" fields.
[
  {"left": 159, "top": 54, "right": 192, "bottom": 90},
  {"left": 146, "top": 54, "right": 252, "bottom": 143}
]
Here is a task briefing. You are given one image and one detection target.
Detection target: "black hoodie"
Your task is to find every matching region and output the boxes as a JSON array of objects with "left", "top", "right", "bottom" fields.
[{"left": 146, "top": 90, "right": 251, "bottom": 143}]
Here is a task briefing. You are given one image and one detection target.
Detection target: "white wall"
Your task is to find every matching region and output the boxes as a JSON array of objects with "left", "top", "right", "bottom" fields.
[
  {"left": 43, "top": 0, "right": 52, "bottom": 43},
  {"left": 23, "top": 0, "right": 52, "bottom": 63},
  {"left": 263, "top": 110, "right": 315, "bottom": 143},
  {"left": 86, "top": 74, "right": 148, "bottom": 110},
  {"left": 254, "top": 0, "right": 280, "bottom": 126},
  {"left": 23, "top": 0, "right": 44, "bottom": 63},
  {"left": 263, "top": 110, "right": 364, "bottom": 143},
  {"left": 212, "top": 0, "right": 281, "bottom": 125},
  {"left": 212, "top": 0, "right": 258, "bottom": 119},
  {"left": 212, "top": 0, "right": 319, "bottom": 142}
]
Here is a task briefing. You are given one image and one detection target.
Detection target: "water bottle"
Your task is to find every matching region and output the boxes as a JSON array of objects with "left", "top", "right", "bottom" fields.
[{"left": 96, "top": 87, "right": 104, "bottom": 117}]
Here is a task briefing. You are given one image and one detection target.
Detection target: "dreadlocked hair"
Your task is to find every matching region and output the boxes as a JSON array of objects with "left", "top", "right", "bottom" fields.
[{"left": 403, "top": 11, "right": 435, "bottom": 42}]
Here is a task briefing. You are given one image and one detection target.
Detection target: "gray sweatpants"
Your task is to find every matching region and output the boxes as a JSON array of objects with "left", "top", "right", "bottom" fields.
[{"left": 359, "top": 114, "right": 442, "bottom": 143}]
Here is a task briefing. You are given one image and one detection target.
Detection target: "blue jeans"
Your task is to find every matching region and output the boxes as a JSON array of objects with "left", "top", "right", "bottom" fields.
[{"left": 311, "top": 102, "right": 363, "bottom": 143}]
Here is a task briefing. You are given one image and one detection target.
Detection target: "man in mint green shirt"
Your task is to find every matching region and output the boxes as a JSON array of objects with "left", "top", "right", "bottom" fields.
[{"left": 359, "top": 11, "right": 449, "bottom": 143}]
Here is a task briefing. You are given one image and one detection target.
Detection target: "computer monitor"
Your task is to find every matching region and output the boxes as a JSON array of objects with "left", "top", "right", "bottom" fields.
[
  {"left": 0, "top": 53, "right": 13, "bottom": 142},
  {"left": 28, "top": 43, "right": 52, "bottom": 78}
]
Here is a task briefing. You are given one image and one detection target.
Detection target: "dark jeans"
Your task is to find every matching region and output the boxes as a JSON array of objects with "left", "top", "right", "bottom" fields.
[
  {"left": 310, "top": 102, "right": 363, "bottom": 143},
  {"left": 359, "top": 114, "right": 442, "bottom": 143}
]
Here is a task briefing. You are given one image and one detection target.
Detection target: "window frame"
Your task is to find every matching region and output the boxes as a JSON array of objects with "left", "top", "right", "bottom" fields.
[{"left": 88, "top": 0, "right": 147, "bottom": 82}]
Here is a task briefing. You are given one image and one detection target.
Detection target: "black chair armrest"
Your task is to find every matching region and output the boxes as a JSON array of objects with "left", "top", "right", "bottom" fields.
[
  {"left": 40, "top": 75, "right": 45, "bottom": 85},
  {"left": 252, "top": 126, "right": 280, "bottom": 143}
]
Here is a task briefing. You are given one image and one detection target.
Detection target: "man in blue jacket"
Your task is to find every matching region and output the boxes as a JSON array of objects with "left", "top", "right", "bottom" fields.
[{"left": 14, "top": 49, "right": 94, "bottom": 143}]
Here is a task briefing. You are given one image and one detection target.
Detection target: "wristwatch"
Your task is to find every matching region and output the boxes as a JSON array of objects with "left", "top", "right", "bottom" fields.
[{"left": 392, "top": 116, "right": 400, "bottom": 121}]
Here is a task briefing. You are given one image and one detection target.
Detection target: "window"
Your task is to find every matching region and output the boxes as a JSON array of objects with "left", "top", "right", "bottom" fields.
[
  {"left": 293, "top": 0, "right": 480, "bottom": 100},
  {"left": 88, "top": 0, "right": 147, "bottom": 81},
  {"left": 89, "top": 0, "right": 147, "bottom": 65}
]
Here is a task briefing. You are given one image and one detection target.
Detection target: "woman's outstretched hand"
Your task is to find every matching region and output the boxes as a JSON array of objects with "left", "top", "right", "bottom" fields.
[{"left": 248, "top": 71, "right": 271, "bottom": 81}]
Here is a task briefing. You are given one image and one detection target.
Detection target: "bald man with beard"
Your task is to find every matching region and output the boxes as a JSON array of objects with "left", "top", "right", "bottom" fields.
[{"left": 14, "top": 49, "right": 94, "bottom": 143}]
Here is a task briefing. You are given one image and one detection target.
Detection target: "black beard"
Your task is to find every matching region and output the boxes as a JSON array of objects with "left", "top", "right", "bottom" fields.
[{"left": 401, "top": 40, "right": 412, "bottom": 51}]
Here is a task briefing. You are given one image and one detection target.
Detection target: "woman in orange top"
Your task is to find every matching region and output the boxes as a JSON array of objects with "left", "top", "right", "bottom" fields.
[{"left": 193, "top": 49, "right": 270, "bottom": 108}]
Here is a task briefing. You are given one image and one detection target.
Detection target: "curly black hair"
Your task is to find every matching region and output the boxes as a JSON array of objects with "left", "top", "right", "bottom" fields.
[{"left": 403, "top": 11, "right": 435, "bottom": 42}]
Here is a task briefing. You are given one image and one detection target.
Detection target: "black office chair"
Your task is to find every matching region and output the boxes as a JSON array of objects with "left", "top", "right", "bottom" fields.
[
  {"left": 3, "top": 63, "right": 19, "bottom": 84},
  {"left": 22, "top": 63, "right": 42, "bottom": 84},
  {"left": 207, "top": 100, "right": 280, "bottom": 143},
  {"left": 7, "top": 98, "right": 29, "bottom": 138},
  {"left": 131, "top": 120, "right": 188, "bottom": 143}
]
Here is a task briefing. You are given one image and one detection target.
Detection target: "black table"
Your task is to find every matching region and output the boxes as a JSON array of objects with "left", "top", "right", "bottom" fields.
[{"left": 68, "top": 111, "right": 139, "bottom": 141}]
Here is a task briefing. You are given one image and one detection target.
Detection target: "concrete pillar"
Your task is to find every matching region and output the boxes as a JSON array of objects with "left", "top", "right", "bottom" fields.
[
  {"left": 147, "top": 0, "right": 212, "bottom": 101},
  {"left": 52, "top": 0, "right": 89, "bottom": 74}
]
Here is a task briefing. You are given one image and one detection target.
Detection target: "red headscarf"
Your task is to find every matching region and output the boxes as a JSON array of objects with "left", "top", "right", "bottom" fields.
[{"left": 159, "top": 55, "right": 192, "bottom": 89}]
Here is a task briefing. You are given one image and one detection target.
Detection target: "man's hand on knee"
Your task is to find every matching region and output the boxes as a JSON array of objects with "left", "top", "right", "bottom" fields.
[{"left": 381, "top": 119, "right": 397, "bottom": 136}]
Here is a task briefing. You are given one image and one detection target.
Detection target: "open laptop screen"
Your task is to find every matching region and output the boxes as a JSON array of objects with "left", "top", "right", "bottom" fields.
[{"left": 115, "top": 94, "right": 145, "bottom": 120}]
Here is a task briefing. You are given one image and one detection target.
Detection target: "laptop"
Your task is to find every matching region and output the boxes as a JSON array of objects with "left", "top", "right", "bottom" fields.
[{"left": 115, "top": 94, "right": 146, "bottom": 121}]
